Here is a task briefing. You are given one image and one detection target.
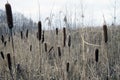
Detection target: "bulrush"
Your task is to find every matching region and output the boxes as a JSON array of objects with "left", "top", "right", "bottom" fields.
[
  {"left": 5, "top": 2, "right": 13, "bottom": 29},
  {"left": 95, "top": 49, "right": 99, "bottom": 62},
  {"left": 38, "top": 21, "right": 42, "bottom": 41},
  {"left": 66, "top": 62, "right": 69, "bottom": 73},
  {"left": 7, "top": 53, "right": 12, "bottom": 71},
  {"left": 68, "top": 35, "right": 71, "bottom": 47},
  {"left": 44, "top": 43, "right": 47, "bottom": 52},
  {"left": 56, "top": 28, "right": 58, "bottom": 35},
  {"left": 58, "top": 47, "right": 61, "bottom": 58},
  {"left": 0, "top": 51, "right": 4, "bottom": 60},
  {"left": 103, "top": 24, "right": 108, "bottom": 43},
  {"left": 63, "top": 27, "right": 66, "bottom": 47}
]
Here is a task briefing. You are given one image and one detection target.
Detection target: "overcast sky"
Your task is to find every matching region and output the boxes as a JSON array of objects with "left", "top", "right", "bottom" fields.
[{"left": 0, "top": 0, "right": 120, "bottom": 26}]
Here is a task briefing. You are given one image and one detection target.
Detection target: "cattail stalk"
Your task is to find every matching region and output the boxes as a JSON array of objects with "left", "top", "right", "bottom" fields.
[
  {"left": 5, "top": 3, "right": 16, "bottom": 77},
  {"left": 103, "top": 24, "right": 108, "bottom": 43}
]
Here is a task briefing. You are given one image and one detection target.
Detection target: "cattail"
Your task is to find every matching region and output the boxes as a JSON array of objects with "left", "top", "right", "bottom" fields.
[
  {"left": 38, "top": 21, "right": 42, "bottom": 41},
  {"left": 68, "top": 35, "right": 71, "bottom": 47},
  {"left": 0, "top": 51, "right": 4, "bottom": 59},
  {"left": 44, "top": 43, "right": 47, "bottom": 52},
  {"left": 66, "top": 62, "right": 69, "bottom": 73},
  {"left": 8, "top": 36, "right": 10, "bottom": 42},
  {"left": 95, "top": 49, "right": 99, "bottom": 62},
  {"left": 103, "top": 24, "right": 108, "bottom": 43},
  {"left": 4, "top": 41, "right": 7, "bottom": 47},
  {"left": 20, "top": 31, "right": 23, "bottom": 39},
  {"left": 30, "top": 45, "right": 32, "bottom": 52},
  {"left": 58, "top": 47, "right": 61, "bottom": 58},
  {"left": 63, "top": 27, "right": 66, "bottom": 47},
  {"left": 7, "top": 53, "right": 12, "bottom": 71},
  {"left": 26, "top": 29, "right": 29, "bottom": 38},
  {"left": 56, "top": 28, "right": 58, "bottom": 35},
  {"left": 42, "top": 30, "right": 44, "bottom": 43},
  {"left": 1, "top": 35, "right": 4, "bottom": 43},
  {"left": 5, "top": 2, "right": 13, "bottom": 29}
]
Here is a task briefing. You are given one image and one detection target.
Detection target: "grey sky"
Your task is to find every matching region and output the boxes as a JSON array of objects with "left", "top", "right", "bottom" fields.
[{"left": 0, "top": 0, "right": 120, "bottom": 26}]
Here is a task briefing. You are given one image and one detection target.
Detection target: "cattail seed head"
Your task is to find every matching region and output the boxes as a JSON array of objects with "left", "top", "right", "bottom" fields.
[
  {"left": 1, "top": 35, "right": 4, "bottom": 43},
  {"left": 4, "top": 41, "right": 7, "bottom": 47},
  {"left": 103, "top": 24, "right": 108, "bottom": 43},
  {"left": 95, "top": 49, "right": 99, "bottom": 62},
  {"left": 44, "top": 43, "right": 47, "bottom": 52},
  {"left": 42, "top": 30, "right": 44, "bottom": 43},
  {"left": 20, "top": 31, "right": 23, "bottom": 39},
  {"left": 26, "top": 29, "right": 29, "bottom": 38},
  {"left": 0, "top": 51, "right": 4, "bottom": 59},
  {"left": 38, "top": 21, "right": 42, "bottom": 41},
  {"left": 5, "top": 3, "right": 13, "bottom": 29},
  {"left": 56, "top": 28, "right": 58, "bottom": 35},
  {"left": 66, "top": 62, "right": 69, "bottom": 73},
  {"left": 7, "top": 53, "right": 12, "bottom": 71},
  {"left": 63, "top": 27, "right": 66, "bottom": 47},
  {"left": 68, "top": 35, "right": 71, "bottom": 47},
  {"left": 30, "top": 45, "right": 32, "bottom": 52},
  {"left": 58, "top": 47, "right": 61, "bottom": 58}
]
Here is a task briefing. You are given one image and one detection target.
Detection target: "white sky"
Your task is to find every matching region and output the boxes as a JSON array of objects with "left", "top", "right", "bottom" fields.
[{"left": 0, "top": 0, "right": 120, "bottom": 26}]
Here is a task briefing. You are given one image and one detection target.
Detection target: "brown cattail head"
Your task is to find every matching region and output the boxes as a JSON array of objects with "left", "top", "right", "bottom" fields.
[
  {"left": 56, "top": 28, "right": 58, "bottom": 35},
  {"left": 44, "top": 43, "right": 47, "bottom": 52},
  {"left": 1, "top": 35, "right": 4, "bottom": 43},
  {"left": 26, "top": 29, "right": 29, "bottom": 38},
  {"left": 30, "top": 45, "right": 32, "bottom": 52},
  {"left": 63, "top": 27, "right": 66, "bottom": 47},
  {"left": 38, "top": 21, "right": 42, "bottom": 41},
  {"left": 20, "top": 31, "right": 23, "bottom": 39},
  {"left": 8, "top": 36, "right": 10, "bottom": 42},
  {"left": 103, "top": 24, "right": 108, "bottom": 43},
  {"left": 5, "top": 3, "right": 13, "bottom": 29},
  {"left": 66, "top": 62, "right": 69, "bottom": 73},
  {"left": 95, "top": 49, "right": 99, "bottom": 62},
  {"left": 68, "top": 35, "right": 71, "bottom": 47},
  {"left": 42, "top": 30, "right": 44, "bottom": 43},
  {"left": 7, "top": 53, "right": 12, "bottom": 71},
  {"left": 0, "top": 51, "right": 4, "bottom": 59},
  {"left": 58, "top": 47, "right": 61, "bottom": 58}
]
